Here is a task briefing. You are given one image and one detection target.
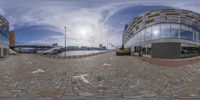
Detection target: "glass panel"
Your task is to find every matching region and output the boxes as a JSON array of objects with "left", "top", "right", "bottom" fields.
[
  {"left": 152, "top": 24, "right": 160, "bottom": 39},
  {"left": 140, "top": 30, "right": 145, "bottom": 42},
  {"left": 193, "top": 29, "right": 199, "bottom": 42},
  {"left": 189, "top": 27, "right": 193, "bottom": 41},
  {"left": 142, "top": 45, "right": 146, "bottom": 55},
  {"left": 146, "top": 44, "right": 151, "bottom": 55},
  {"left": 135, "top": 33, "right": 139, "bottom": 44},
  {"left": 180, "top": 25, "right": 191, "bottom": 40},
  {"left": 171, "top": 24, "right": 180, "bottom": 38},
  {"left": 160, "top": 23, "right": 170, "bottom": 38},
  {"left": 181, "top": 44, "right": 200, "bottom": 58},
  {"left": 146, "top": 26, "right": 152, "bottom": 40}
]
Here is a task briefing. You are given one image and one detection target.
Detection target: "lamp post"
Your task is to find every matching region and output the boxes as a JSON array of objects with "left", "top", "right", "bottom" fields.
[{"left": 64, "top": 26, "right": 67, "bottom": 58}]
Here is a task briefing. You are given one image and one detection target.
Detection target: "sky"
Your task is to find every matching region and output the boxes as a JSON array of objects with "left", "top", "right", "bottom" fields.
[{"left": 0, "top": 0, "right": 200, "bottom": 47}]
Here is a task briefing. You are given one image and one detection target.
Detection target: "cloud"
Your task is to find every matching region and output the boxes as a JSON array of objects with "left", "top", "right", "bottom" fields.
[{"left": 0, "top": 0, "right": 200, "bottom": 47}]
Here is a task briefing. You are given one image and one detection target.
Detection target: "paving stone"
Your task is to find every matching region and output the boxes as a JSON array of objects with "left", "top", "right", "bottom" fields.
[
  {"left": 0, "top": 52, "right": 200, "bottom": 100},
  {"left": 10, "top": 89, "right": 22, "bottom": 93},
  {"left": 78, "top": 92, "right": 94, "bottom": 97}
]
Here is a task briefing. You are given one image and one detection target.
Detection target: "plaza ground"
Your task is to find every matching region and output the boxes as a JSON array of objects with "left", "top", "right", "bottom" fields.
[{"left": 0, "top": 52, "right": 200, "bottom": 100}]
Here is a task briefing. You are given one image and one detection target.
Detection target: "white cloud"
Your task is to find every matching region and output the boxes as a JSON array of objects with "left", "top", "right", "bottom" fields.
[{"left": 0, "top": 0, "right": 200, "bottom": 47}]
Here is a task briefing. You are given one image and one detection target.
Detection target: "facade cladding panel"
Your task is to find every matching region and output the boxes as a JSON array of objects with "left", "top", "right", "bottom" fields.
[
  {"left": 9, "top": 31, "right": 15, "bottom": 48},
  {"left": 123, "top": 9, "right": 200, "bottom": 59},
  {"left": 151, "top": 42, "right": 181, "bottom": 59},
  {"left": 0, "top": 16, "right": 9, "bottom": 57}
]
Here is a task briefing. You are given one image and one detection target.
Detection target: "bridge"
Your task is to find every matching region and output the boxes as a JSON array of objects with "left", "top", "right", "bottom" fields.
[{"left": 12, "top": 43, "right": 58, "bottom": 53}]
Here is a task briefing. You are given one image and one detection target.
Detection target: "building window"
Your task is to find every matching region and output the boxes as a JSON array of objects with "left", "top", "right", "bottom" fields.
[
  {"left": 135, "top": 33, "right": 140, "bottom": 44},
  {"left": 181, "top": 44, "right": 200, "bottom": 58},
  {"left": 146, "top": 26, "right": 152, "bottom": 40},
  {"left": 146, "top": 44, "right": 151, "bottom": 55},
  {"left": 142, "top": 45, "right": 146, "bottom": 55},
  {"left": 152, "top": 24, "right": 160, "bottom": 39},
  {"left": 140, "top": 30, "right": 145, "bottom": 42},
  {"left": 180, "top": 25, "right": 192, "bottom": 40},
  {"left": 160, "top": 23, "right": 170, "bottom": 38},
  {"left": 189, "top": 27, "right": 193, "bottom": 41},
  {"left": 193, "top": 29, "right": 199, "bottom": 42},
  {"left": 198, "top": 31, "right": 200, "bottom": 43},
  {"left": 171, "top": 24, "right": 180, "bottom": 38}
]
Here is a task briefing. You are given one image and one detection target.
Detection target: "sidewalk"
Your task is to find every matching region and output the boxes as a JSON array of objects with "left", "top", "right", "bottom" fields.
[{"left": 137, "top": 56, "right": 200, "bottom": 66}]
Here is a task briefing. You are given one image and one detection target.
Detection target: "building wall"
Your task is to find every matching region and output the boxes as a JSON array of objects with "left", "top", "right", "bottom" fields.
[
  {"left": 151, "top": 42, "right": 181, "bottom": 59},
  {"left": 123, "top": 9, "right": 200, "bottom": 45},
  {"left": 9, "top": 31, "right": 15, "bottom": 48},
  {"left": 123, "top": 8, "right": 200, "bottom": 59}
]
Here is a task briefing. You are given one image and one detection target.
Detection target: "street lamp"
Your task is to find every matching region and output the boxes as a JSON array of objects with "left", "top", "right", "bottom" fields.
[{"left": 64, "top": 26, "right": 67, "bottom": 58}]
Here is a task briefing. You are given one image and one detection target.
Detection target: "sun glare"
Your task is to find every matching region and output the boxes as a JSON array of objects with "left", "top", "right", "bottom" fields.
[
  {"left": 76, "top": 26, "right": 92, "bottom": 39},
  {"left": 80, "top": 27, "right": 88, "bottom": 35}
]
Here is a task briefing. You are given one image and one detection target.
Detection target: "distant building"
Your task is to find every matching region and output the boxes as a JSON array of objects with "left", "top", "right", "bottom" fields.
[
  {"left": 52, "top": 43, "right": 58, "bottom": 47},
  {"left": 9, "top": 31, "right": 15, "bottom": 48},
  {"left": 102, "top": 46, "right": 106, "bottom": 50},
  {"left": 66, "top": 46, "right": 79, "bottom": 50},
  {"left": 0, "top": 16, "right": 9, "bottom": 57},
  {"left": 99, "top": 44, "right": 106, "bottom": 50},
  {"left": 81, "top": 46, "right": 90, "bottom": 50},
  {"left": 99, "top": 44, "right": 103, "bottom": 48}
]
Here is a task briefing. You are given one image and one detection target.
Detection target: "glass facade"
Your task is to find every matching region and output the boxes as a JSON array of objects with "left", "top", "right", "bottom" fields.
[
  {"left": 125, "top": 23, "right": 200, "bottom": 46},
  {"left": 125, "top": 23, "right": 200, "bottom": 57},
  {"left": 0, "top": 17, "right": 9, "bottom": 57}
]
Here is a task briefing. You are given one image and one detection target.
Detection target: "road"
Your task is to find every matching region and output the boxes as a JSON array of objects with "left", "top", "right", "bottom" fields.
[{"left": 0, "top": 52, "right": 200, "bottom": 100}]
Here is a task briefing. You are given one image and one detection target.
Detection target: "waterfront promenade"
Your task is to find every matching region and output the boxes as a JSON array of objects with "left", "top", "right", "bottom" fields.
[{"left": 0, "top": 52, "right": 200, "bottom": 100}]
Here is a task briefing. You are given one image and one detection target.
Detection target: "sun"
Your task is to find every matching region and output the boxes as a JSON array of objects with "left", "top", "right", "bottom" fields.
[
  {"left": 79, "top": 27, "right": 88, "bottom": 35},
  {"left": 77, "top": 26, "right": 92, "bottom": 38}
]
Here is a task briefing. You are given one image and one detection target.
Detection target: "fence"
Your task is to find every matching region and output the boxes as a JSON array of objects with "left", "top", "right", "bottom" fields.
[{"left": 35, "top": 50, "right": 113, "bottom": 59}]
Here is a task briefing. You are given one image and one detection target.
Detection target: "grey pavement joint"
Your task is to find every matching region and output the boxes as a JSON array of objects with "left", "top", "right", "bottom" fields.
[{"left": 0, "top": 52, "right": 200, "bottom": 100}]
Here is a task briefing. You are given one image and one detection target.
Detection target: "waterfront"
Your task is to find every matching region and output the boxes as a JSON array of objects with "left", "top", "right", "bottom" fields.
[
  {"left": 1, "top": 52, "right": 200, "bottom": 100},
  {"left": 58, "top": 50, "right": 107, "bottom": 56}
]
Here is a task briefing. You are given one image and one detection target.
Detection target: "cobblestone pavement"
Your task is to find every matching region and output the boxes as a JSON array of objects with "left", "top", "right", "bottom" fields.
[{"left": 0, "top": 52, "right": 200, "bottom": 100}]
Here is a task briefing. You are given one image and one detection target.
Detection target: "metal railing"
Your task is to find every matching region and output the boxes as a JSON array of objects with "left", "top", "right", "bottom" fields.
[{"left": 35, "top": 50, "right": 114, "bottom": 59}]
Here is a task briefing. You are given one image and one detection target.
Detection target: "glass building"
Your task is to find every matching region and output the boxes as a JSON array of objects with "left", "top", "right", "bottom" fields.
[
  {"left": 0, "top": 16, "right": 9, "bottom": 57},
  {"left": 122, "top": 9, "right": 200, "bottom": 59}
]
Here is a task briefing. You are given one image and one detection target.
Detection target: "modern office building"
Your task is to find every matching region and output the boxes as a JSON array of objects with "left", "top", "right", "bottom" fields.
[
  {"left": 0, "top": 16, "right": 9, "bottom": 57},
  {"left": 9, "top": 31, "right": 15, "bottom": 48},
  {"left": 122, "top": 9, "right": 200, "bottom": 59}
]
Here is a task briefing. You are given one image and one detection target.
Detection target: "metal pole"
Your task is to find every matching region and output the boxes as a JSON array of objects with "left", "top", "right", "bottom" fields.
[
  {"left": 64, "top": 26, "right": 67, "bottom": 58},
  {"left": 107, "top": 43, "right": 108, "bottom": 51}
]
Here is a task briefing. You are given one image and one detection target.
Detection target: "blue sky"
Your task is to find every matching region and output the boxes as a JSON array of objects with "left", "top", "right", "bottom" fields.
[{"left": 0, "top": 0, "right": 200, "bottom": 47}]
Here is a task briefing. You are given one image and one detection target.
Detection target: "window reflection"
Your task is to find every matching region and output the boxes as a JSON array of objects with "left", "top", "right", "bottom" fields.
[
  {"left": 181, "top": 44, "right": 200, "bottom": 58},
  {"left": 171, "top": 24, "right": 180, "bottom": 38},
  {"left": 160, "top": 24, "right": 170, "bottom": 38},
  {"left": 194, "top": 30, "right": 199, "bottom": 42},
  {"left": 180, "top": 25, "right": 191, "bottom": 40},
  {"left": 146, "top": 26, "right": 151, "bottom": 40},
  {"left": 140, "top": 30, "right": 145, "bottom": 42},
  {"left": 125, "top": 23, "right": 200, "bottom": 49},
  {"left": 152, "top": 24, "right": 160, "bottom": 39}
]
